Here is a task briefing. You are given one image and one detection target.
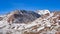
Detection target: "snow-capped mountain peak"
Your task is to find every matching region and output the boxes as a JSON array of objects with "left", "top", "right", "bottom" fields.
[
  {"left": 0, "top": 10, "right": 60, "bottom": 34},
  {"left": 36, "top": 10, "right": 50, "bottom": 15}
]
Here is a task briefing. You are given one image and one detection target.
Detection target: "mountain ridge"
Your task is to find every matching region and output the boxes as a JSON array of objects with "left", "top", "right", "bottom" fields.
[{"left": 0, "top": 10, "right": 60, "bottom": 34}]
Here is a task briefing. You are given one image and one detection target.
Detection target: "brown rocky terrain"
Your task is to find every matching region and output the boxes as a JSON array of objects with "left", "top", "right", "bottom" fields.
[{"left": 0, "top": 10, "right": 60, "bottom": 34}]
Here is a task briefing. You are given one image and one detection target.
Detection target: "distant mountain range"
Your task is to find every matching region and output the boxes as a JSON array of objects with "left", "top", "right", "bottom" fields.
[{"left": 0, "top": 10, "right": 60, "bottom": 34}]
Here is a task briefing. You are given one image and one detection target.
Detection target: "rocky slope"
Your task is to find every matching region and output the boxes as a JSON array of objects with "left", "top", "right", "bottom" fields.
[
  {"left": 0, "top": 10, "right": 60, "bottom": 34},
  {"left": 7, "top": 10, "right": 41, "bottom": 24}
]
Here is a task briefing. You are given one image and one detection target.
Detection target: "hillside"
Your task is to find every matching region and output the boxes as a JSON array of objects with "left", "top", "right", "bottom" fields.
[{"left": 0, "top": 10, "right": 60, "bottom": 34}]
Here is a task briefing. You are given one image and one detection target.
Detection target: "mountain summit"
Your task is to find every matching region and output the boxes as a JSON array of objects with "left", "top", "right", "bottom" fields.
[{"left": 36, "top": 10, "right": 50, "bottom": 15}]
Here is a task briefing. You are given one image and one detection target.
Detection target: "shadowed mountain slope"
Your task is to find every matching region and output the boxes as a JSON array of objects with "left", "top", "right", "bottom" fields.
[{"left": 7, "top": 10, "right": 41, "bottom": 24}]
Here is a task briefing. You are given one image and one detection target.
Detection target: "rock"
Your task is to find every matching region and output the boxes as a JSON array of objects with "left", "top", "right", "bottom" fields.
[{"left": 55, "top": 31, "right": 60, "bottom": 34}]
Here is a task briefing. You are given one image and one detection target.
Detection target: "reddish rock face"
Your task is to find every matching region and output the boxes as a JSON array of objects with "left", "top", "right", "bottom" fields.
[
  {"left": 58, "top": 16, "right": 60, "bottom": 20},
  {"left": 55, "top": 32, "right": 60, "bottom": 34},
  {"left": 7, "top": 15, "right": 14, "bottom": 23},
  {"left": 41, "top": 13, "right": 50, "bottom": 19},
  {"left": 53, "top": 12, "right": 60, "bottom": 17},
  {"left": 7, "top": 11, "right": 20, "bottom": 23}
]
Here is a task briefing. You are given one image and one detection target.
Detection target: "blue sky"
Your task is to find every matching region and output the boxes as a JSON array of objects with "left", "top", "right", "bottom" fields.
[{"left": 0, "top": 0, "right": 60, "bottom": 14}]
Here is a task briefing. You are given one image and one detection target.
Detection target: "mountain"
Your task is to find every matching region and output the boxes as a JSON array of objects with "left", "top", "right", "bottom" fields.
[
  {"left": 36, "top": 10, "right": 50, "bottom": 15},
  {"left": 6, "top": 10, "right": 41, "bottom": 24},
  {"left": 0, "top": 10, "right": 60, "bottom": 34}
]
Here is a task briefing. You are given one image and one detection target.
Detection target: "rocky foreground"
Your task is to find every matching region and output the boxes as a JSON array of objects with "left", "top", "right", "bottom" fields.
[{"left": 0, "top": 10, "right": 60, "bottom": 34}]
